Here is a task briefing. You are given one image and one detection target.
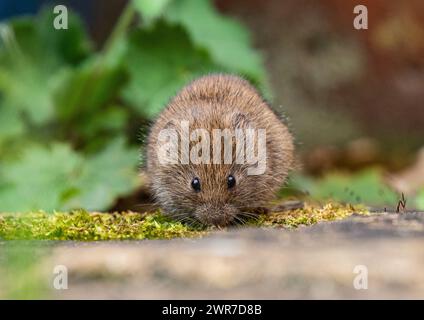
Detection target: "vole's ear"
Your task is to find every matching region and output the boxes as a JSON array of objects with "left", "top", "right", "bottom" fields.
[
  {"left": 162, "top": 120, "right": 177, "bottom": 130},
  {"left": 231, "top": 111, "right": 252, "bottom": 129}
]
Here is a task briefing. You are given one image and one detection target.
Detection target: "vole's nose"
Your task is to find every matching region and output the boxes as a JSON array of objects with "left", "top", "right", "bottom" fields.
[
  {"left": 207, "top": 214, "right": 227, "bottom": 227},
  {"left": 195, "top": 203, "right": 238, "bottom": 227}
]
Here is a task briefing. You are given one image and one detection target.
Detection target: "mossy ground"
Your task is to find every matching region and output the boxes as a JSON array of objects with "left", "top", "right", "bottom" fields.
[{"left": 0, "top": 203, "right": 368, "bottom": 241}]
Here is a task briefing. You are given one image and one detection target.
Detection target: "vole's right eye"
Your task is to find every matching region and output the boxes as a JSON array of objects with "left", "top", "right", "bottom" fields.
[{"left": 191, "top": 177, "right": 201, "bottom": 192}]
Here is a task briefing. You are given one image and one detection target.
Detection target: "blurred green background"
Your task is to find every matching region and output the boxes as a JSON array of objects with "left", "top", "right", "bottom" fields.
[{"left": 0, "top": 0, "right": 423, "bottom": 212}]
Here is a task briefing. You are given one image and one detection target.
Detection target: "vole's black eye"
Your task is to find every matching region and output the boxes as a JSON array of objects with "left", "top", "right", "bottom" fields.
[
  {"left": 227, "top": 175, "right": 236, "bottom": 189},
  {"left": 191, "top": 177, "right": 201, "bottom": 192}
]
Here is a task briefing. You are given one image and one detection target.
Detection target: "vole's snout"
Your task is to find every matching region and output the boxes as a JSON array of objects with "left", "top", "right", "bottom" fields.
[{"left": 195, "top": 203, "right": 238, "bottom": 227}]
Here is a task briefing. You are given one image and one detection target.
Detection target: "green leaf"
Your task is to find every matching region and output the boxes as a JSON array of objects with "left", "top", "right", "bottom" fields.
[
  {"left": 122, "top": 21, "right": 222, "bottom": 118},
  {"left": 0, "top": 100, "right": 25, "bottom": 144},
  {"left": 53, "top": 56, "right": 127, "bottom": 121},
  {"left": 0, "top": 62, "right": 56, "bottom": 125},
  {"left": 65, "top": 137, "right": 141, "bottom": 211},
  {"left": 0, "top": 143, "right": 83, "bottom": 212},
  {"left": 163, "top": 0, "right": 267, "bottom": 87},
  {"left": 78, "top": 105, "right": 128, "bottom": 140},
  {"left": 0, "top": 9, "right": 91, "bottom": 126},
  {"left": 133, "top": 0, "right": 172, "bottom": 23},
  {"left": 0, "top": 9, "right": 91, "bottom": 68},
  {"left": 0, "top": 139, "right": 140, "bottom": 212},
  {"left": 287, "top": 169, "right": 399, "bottom": 207},
  {"left": 50, "top": 53, "right": 128, "bottom": 151}
]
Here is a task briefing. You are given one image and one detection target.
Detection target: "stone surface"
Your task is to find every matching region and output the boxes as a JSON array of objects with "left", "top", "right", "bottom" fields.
[{"left": 3, "top": 211, "right": 424, "bottom": 299}]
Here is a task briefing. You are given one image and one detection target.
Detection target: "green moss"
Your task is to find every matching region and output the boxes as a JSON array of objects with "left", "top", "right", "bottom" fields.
[
  {"left": 0, "top": 211, "right": 205, "bottom": 240},
  {"left": 256, "top": 202, "right": 368, "bottom": 228},
  {"left": 0, "top": 203, "right": 368, "bottom": 241}
]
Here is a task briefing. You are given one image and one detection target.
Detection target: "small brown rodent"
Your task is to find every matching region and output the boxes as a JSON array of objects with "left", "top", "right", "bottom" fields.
[{"left": 146, "top": 74, "right": 294, "bottom": 227}]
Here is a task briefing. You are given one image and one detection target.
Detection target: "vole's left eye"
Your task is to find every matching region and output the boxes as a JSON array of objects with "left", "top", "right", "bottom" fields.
[
  {"left": 227, "top": 175, "right": 236, "bottom": 189},
  {"left": 191, "top": 177, "right": 201, "bottom": 192}
]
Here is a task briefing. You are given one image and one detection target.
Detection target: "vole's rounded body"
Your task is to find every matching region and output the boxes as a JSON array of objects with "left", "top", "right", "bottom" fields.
[{"left": 147, "top": 74, "right": 294, "bottom": 226}]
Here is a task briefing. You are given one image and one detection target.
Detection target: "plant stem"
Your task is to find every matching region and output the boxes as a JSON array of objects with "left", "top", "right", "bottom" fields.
[{"left": 102, "top": 1, "right": 136, "bottom": 58}]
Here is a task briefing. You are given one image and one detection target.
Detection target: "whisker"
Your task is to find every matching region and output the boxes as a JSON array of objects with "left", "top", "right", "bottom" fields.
[
  {"left": 233, "top": 215, "right": 247, "bottom": 226},
  {"left": 237, "top": 211, "right": 260, "bottom": 224},
  {"left": 239, "top": 211, "right": 259, "bottom": 219}
]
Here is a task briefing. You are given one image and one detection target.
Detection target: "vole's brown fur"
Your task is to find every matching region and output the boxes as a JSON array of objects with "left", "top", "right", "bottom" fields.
[{"left": 147, "top": 74, "right": 294, "bottom": 226}]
